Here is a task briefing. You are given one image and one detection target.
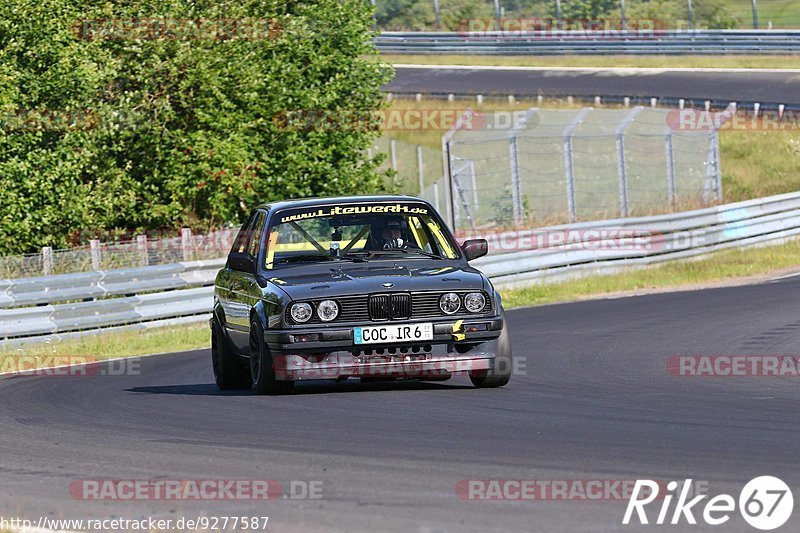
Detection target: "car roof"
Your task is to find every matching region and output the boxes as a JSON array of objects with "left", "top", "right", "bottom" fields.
[{"left": 256, "top": 195, "right": 431, "bottom": 212}]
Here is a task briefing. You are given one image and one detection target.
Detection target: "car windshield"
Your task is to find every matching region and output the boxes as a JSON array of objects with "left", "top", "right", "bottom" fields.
[{"left": 265, "top": 202, "right": 459, "bottom": 269}]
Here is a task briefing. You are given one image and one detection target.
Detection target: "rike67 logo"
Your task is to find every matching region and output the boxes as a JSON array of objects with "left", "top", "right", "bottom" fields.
[{"left": 623, "top": 477, "right": 793, "bottom": 530}]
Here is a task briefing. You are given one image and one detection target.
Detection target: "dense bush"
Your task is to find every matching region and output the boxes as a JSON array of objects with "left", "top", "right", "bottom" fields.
[{"left": 0, "top": 0, "right": 392, "bottom": 254}]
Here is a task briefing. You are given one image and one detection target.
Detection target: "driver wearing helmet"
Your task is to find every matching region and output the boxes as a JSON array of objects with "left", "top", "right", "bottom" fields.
[{"left": 367, "top": 216, "right": 412, "bottom": 251}]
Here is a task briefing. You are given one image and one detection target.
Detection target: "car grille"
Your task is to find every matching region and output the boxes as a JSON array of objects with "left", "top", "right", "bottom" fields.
[
  {"left": 368, "top": 294, "right": 411, "bottom": 321},
  {"left": 286, "top": 291, "right": 491, "bottom": 324}
]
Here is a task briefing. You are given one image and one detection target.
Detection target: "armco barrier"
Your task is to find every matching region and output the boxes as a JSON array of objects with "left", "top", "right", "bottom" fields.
[
  {"left": 375, "top": 30, "right": 800, "bottom": 55},
  {"left": 0, "top": 259, "right": 223, "bottom": 342},
  {"left": 472, "top": 191, "right": 800, "bottom": 287},
  {"left": 0, "top": 258, "right": 224, "bottom": 308},
  {"left": 3, "top": 192, "right": 800, "bottom": 342}
]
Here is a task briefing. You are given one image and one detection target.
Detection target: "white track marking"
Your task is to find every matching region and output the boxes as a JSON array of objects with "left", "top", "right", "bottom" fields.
[{"left": 392, "top": 63, "right": 800, "bottom": 74}]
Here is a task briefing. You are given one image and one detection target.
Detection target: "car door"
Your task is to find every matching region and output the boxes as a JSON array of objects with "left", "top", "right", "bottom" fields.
[
  {"left": 226, "top": 210, "right": 267, "bottom": 352},
  {"left": 220, "top": 212, "right": 257, "bottom": 351}
]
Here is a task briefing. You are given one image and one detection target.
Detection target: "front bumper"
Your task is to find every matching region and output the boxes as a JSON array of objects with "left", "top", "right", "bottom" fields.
[{"left": 267, "top": 316, "right": 503, "bottom": 381}]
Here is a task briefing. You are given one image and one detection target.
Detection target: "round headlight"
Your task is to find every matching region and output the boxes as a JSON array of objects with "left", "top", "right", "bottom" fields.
[
  {"left": 316, "top": 300, "right": 339, "bottom": 322},
  {"left": 290, "top": 302, "right": 313, "bottom": 323},
  {"left": 439, "top": 292, "right": 461, "bottom": 315},
  {"left": 464, "top": 292, "right": 486, "bottom": 313}
]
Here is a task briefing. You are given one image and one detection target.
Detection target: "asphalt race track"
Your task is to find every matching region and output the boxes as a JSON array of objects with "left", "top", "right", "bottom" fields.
[
  {"left": 386, "top": 65, "right": 800, "bottom": 107},
  {"left": 3, "top": 276, "right": 800, "bottom": 532}
]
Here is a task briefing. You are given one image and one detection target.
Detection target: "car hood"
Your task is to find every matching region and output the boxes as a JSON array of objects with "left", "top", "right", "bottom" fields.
[{"left": 264, "top": 260, "right": 486, "bottom": 300}]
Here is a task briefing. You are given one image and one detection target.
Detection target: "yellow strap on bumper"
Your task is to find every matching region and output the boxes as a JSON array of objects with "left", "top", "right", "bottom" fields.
[{"left": 452, "top": 319, "right": 465, "bottom": 341}]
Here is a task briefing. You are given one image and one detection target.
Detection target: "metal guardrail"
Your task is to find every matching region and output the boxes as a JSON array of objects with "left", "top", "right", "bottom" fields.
[
  {"left": 473, "top": 191, "right": 800, "bottom": 287},
  {"left": 0, "top": 259, "right": 224, "bottom": 308},
  {"left": 375, "top": 30, "right": 800, "bottom": 55},
  {"left": 3, "top": 192, "right": 800, "bottom": 342},
  {"left": 0, "top": 260, "right": 223, "bottom": 341}
]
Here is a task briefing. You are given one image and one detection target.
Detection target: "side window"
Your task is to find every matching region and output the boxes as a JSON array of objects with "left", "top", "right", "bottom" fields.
[
  {"left": 231, "top": 213, "right": 256, "bottom": 254},
  {"left": 247, "top": 211, "right": 267, "bottom": 258}
]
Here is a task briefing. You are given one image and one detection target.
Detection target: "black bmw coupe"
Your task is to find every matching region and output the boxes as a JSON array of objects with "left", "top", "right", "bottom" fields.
[{"left": 211, "top": 195, "right": 511, "bottom": 394}]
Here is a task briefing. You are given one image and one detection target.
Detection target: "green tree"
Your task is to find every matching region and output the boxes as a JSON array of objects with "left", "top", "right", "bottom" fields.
[
  {"left": 0, "top": 0, "right": 392, "bottom": 254},
  {"left": 693, "top": 0, "right": 739, "bottom": 29},
  {"left": 375, "top": 0, "right": 494, "bottom": 31},
  {"left": 375, "top": 0, "right": 435, "bottom": 31},
  {"left": 554, "top": 0, "right": 620, "bottom": 19},
  {"left": 626, "top": 0, "right": 682, "bottom": 23}
]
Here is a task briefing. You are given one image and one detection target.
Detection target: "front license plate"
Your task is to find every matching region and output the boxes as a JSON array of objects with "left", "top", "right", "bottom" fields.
[{"left": 354, "top": 323, "right": 433, "bottom": 345}]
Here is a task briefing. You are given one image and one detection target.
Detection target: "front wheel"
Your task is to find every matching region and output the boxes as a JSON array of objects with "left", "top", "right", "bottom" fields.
[
  {"left": 211, "top": 317, "right": 251, "bottom": 390},
  {"left": 250, "top": 318, "right": 294, "bottom": 395},
  {"left": 470, "top": 309, "right": 512, "bottom": 388}
]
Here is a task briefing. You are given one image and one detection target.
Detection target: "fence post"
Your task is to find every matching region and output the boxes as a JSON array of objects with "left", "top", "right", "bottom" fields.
[
  {"left": 556, "top": 0, "right": 562, "bottom": 27},
  {"left": 563, "top": 108, "right": 592, "bottom": 222},
  {"left": 417, "top": 144, "right": 425, "bottom": 197},
  {"left": 665, "top": 131, "right": 676, "bottom": 208},
  {"left": 508, "top": 137, "right": 522, "bottom": 226},
  {"left": 441, "top": 136, "right": 455, "bottom": 228},
  {"left": 442, "top": 111, "right": 476, "bottom": 229},
  {"left": 615, "top": 106, "right": 644, "bottom": 217},
  {"left": 615, "top": 137, "right": 629, "bottom": 217},
  {"left": 708, "top": 130, "right": 723, "bottom": 202},
  {"left": 390, "top": 139, "right": 398, "bottom": 173},
  {"left": 451, "top": 161, "right": 477, "bottom": 230},
  {"left": 42, "top": 246, "right": 53, "bottom": 276},
  {"left": 181, "top": 228, "right": 193, "bottom": 261},
  {"left": 137, "top": 235, "right": 148, "bottom": 266},
  {"left": 434, "top": 182, "right": 440, "bottom": 212},
  {"left": 90, "top": 239, "right": 101, "bottom": 270},
  {"left": 714, "top": 131, "right": 722, "bottom": 201},
  {"left": 507, "top": 108, "right": 539, "bottom": 227},
  {"left": 469, "top": 161, "right": 478, "bottom": 208}
]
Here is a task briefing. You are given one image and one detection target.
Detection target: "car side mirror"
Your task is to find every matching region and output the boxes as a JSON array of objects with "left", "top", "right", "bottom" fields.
[
  {"left": 461, "top": 239, "right": 488, "bottom": 261},
  {"left": 228, "top": 252, "right": 255, "bottom": 274}
]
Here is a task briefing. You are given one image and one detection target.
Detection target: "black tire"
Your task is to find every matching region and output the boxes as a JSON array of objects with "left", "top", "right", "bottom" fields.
[
  {"left": 249, "top": 318, "right": 294, "bottom": 395},
  {"left": 211, "top": 317, "right": 251, "bottom": 390},
  {"left": 470, "top": 308, "right": 512, "bottom": 388}
]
